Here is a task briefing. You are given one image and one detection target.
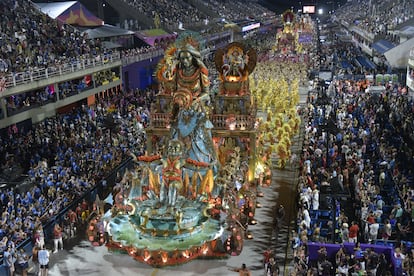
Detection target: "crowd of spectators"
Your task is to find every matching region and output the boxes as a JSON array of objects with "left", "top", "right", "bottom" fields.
[
  {"left": 334, "top": 0, "right": 414, "bottom": 39},
  {"left": 5, "top": 87, "right": 57, "bottom": 117},
  {"left": 1, "top": 0, "right": 274, "bottom": 92},
  {"left": 122, "top": 46, "right": 163, "bottom": 57},
  {"left": 124, "top": 0, "right": 209, "bottom": 30},
  {"left": 329, "top": 0, "right": 412, "bottom": 73},
  {"left": 327, "top": 43, "right": 375, "bottom": 76},
  {"left": 198, "top": 0, "right": 274, "bottom": 22},
  {"left": 4, "top": 74, "right": 100, "bottom": 117},
  {"left": 122, "top": 0, "right": 275, "bottom": 31},
  {"left": 1, "top": 40, "right": 162, "bottom": 118},
  {"left": 290, "top": 23, "right": 414, "bottom": 276},
  {"left": 0, "top": 88, "right": 154, "bottom": 263},
  {"left": 1, "top": 40, "right": 165, "bottom": 117},
  {"left": 0, "top": 0, "right": 106, "bottom": 76},
  {"left": 295, "top": 81, "right": 414, "bottom": 271}
]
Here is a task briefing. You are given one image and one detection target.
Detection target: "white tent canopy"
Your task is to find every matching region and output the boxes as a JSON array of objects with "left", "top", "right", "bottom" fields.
[
  {"left": 384, "top": 37, "right": 414, "bottom": 69},
  {"left": 35, "top": 1, "right": 77, "bottom": 19},
  {"left": 82, "top": 24, "right": 135, "bottom": 39}
]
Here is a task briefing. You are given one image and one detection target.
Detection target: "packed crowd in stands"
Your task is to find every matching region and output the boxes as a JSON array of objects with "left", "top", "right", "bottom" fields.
[
  {"left": 0, "top": 88, "right": 154, "bottom": 262},
  {"left": 334, "top": 0, "right": 414, "bottom": 39},
  {"left": 324, "top": 42, "right": 389, "bottom": 77},
  {"left": 2, "top": 40, "right": 165, "bottom": 116},
  {"left": 0, "top": 0, "right": 105, "bottom": 75},
  {"left": 5, "top": 88, "right": 57, "bottom": 117},
  {"left": 198, "top": 0, "right": 274, "bottom": 22},
  {"left": 2, "top": 41, "right": 162, "bottom": 117},
  {"left": 4, "top": 73, "right": 102, "bottom": 117},
  {"left": 123, "top": 0, "right": 274, "bottom": 31},
  {"left": 0, "top": 0, "right": 263, "bottom": 90},
  {"left": 122, "top": 46, "right": 163, "bottom": 57},
  {"left": 290, "top": 30, "right": 414, "bottom": 276},
  {"left": 125, "top": 0, "right": 209, "bottom": 29}
]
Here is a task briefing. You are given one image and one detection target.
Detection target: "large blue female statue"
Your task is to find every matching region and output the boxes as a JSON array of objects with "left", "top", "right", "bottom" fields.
[{"left": 166, "top": 36, "right": 218, "bottom": 175}]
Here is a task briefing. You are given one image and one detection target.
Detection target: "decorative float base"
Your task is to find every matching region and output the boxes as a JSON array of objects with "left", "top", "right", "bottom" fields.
[
  {"left": 103, "top": 196, "right": 229, "bottom": 267},
  {"left": 106, "top": 238, "right": 228, "bottom": 267}
]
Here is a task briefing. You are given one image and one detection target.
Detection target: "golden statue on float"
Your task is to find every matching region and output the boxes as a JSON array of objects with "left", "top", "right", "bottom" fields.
[
  {"left": 214, "top": 42, "right": 257, "bottom": 96},
  {"left": 274, "top": 9, "right": 300, "bottom": 55}
]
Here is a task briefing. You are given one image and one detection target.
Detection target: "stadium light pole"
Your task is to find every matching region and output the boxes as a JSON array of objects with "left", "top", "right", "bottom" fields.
[{"left": 318, "top": 8, "right": 324, "bottom": 15}]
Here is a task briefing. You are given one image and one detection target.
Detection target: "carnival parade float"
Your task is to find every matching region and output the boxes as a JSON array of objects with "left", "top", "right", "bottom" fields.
[
  {"left": 274, "top": 9, "right": 315, "bottom": 57},
  {"left": 87, "top": 35, "right": 266, "bottom": 267},
  {"left": 274, "top": 10, "right": 299, "bottom": 55}
]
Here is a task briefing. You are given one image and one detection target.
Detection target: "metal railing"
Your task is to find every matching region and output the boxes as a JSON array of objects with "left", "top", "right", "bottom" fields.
[
  {"left": 150, "top": 112, "right": 256, "bottom": 130},
  {"left": 3, "top": 52, "right": 121, "bottom": 89},
  {"left": 1, "top": 48, "right": 166, "bottom": 92},
  {"left": 121, "top": 49, "right": 164, "bottom": 65}
]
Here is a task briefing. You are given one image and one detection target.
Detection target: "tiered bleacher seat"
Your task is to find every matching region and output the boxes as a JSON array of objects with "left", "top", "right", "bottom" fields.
[{"left": 318, "top": 210, "right": 332, "bottom": 220}]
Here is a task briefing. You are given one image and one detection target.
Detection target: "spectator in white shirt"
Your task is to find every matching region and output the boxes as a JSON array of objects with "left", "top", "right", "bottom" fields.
[
  {"left": 312, "top": 188, "right": 319, "bottom": 210},
  {"left": 369, "top": 221, "right": 380, "bottom": 242},
  {"left": 38, "top": 245, "right": 50, "bottom": 276}
]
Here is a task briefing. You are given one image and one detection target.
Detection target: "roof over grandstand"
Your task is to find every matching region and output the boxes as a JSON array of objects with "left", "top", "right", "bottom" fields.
[
  {"left": 136, "top": 29, "right": 173, "bottom": 38},
  {"left": 35, "top": 1, "right": 103, "bottom": 27},
  {"left": 395, "top": 18, "right": 414, "bottom": 38},
  {"left": 371, "top": 39, "right": 396, "bottom": 55},
  {"left": 135, "top": 29, "right": 176, "bottom": 47},
  {"left": 398, "top": 25, "right": 414, "bottom": 38},
  {"left": 81, "top": 24, "right": 135, "bottom": 39},
  {"left": 384, "top": 36, "right": 414, "bottom": 69}
]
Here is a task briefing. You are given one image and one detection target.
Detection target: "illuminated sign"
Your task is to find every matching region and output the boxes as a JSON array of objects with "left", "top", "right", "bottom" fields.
[
  {"left": 242, "top": 22, "right": 261, "bottom": 32},
  {"left": 303, "top": 5, "right": 316, "bottom": 14}
]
